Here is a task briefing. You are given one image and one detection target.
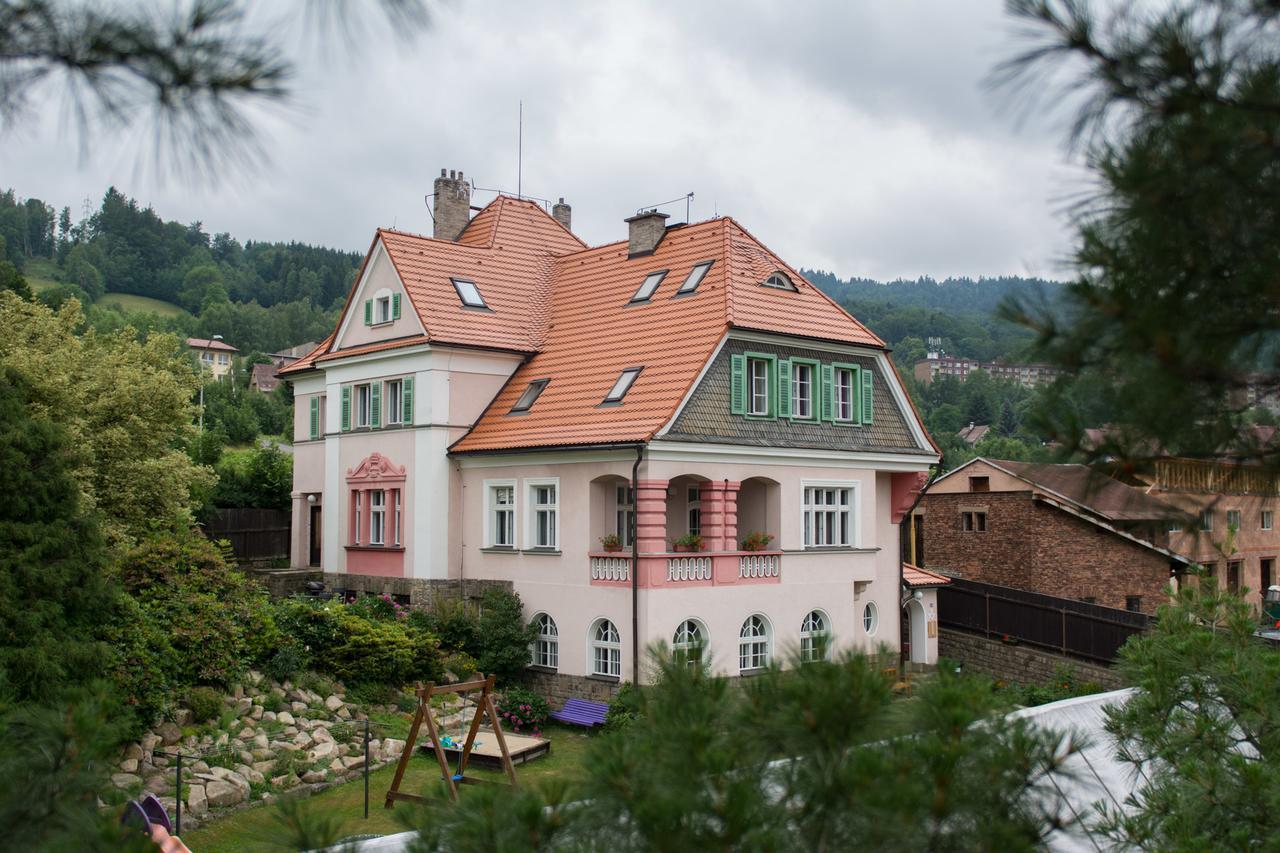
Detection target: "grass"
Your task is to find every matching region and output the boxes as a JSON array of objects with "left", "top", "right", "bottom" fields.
[
  {"left": 183, "top": 722, "right": 595, "bottom": 852},
  {"left": 97, "top": 291, "right": 188, "bottom": 317},
  {"left": 21, "top": 258, "right": 60, "bottom": 292}
]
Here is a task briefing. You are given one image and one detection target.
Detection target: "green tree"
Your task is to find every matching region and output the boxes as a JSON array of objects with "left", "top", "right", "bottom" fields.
[
  {"left": 470, "top": 588, "right": 539, "bottom": 686},
  {"left": 999, "top": 0, "right": 1280, "bottom": 469},
  {"left": 0, "top": 293, "right": 214, "bottom": 546}
]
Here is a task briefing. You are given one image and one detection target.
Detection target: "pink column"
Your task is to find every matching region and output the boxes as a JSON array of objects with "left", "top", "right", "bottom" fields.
[
  {"left": 635, "top": 480, "right": 670, "bottom": 554},
  {"left": 723, "top": 481, "right": 741, "bottom": 550},
  {"left": 698, "top": 481, "right": 727, "bottom": 551}
]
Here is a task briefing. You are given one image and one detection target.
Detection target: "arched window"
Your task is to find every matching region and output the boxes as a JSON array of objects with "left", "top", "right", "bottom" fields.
[
  {"left": 738, "top": 615, "right": 771, "bottom": 672},
  {"left": 863, "top": 602, "right": 879, "bottom": 636},
  {"left": 531, "top": 613, "right": 558, "bottom": 670},
  {"left": 761, "top": 271, "right": 796, "bottom": 291},
  {"left": 591, "top": 618, "right": 622, "bottom": 677},
  {"left": 672, "top": 619, "right": 707, "bottom": 667},
  {"left": 800, "top": 610, "right": 830, "bottom": 662}
]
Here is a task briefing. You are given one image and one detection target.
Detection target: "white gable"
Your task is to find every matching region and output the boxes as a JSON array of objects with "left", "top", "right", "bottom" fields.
[{"left": 332, "top": 239, "right": 427, "bottom": 352}]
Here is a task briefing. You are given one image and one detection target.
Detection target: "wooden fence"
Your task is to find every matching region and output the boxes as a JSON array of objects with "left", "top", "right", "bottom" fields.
[
  {"left": 205, "top": 508, "right": 291, "bottom": 563},
  {"left": 937, "top": 577, "right": 1151, "bottom": 664}
]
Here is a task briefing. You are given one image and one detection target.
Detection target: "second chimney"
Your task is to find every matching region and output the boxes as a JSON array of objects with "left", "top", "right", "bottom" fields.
[
  {"left": 433, "top": 169, "right": 471, "bottom": 241},
  {"left": 552, "top": 197, "right": 572, "bottom": 232},
  {"left": 625, "top": 209, "right": 669, "bottom": 258}
]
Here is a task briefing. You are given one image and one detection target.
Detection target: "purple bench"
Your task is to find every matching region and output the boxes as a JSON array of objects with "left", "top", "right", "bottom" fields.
[{"left": 549, "top": 697, "right": 608, "bottom": 728}]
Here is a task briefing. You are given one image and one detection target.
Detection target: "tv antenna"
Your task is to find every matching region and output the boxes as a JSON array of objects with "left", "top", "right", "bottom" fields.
[
  {"left": 637, "top": 192, "right": 695, "bottom": 223},
  {"left": 517, "top": 100, "right": 523, "bottom": 200}
]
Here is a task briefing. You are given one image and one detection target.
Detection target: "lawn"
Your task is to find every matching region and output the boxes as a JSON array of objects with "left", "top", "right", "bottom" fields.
[
  {"left": 21, "top": 258, "right": 61, "bottom": 292},
  {"left": 97, "top": 291, "right": 188, "bottom": 317},
  {"left": 183, "top": 722, "right": 596, "bottom": 852}
]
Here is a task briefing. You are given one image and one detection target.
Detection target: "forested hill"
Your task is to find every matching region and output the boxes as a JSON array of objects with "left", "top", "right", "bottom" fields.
[
  {"left": 803, "top": 269, "right": 1066, "bottom": 366},
  {"left": 0, "top": 187, "right": 360, "bottom": 354}
]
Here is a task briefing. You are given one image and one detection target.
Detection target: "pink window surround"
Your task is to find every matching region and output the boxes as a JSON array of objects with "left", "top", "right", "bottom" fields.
[{"left": 345, "top": 452, "right": 406, "bottom": 577}]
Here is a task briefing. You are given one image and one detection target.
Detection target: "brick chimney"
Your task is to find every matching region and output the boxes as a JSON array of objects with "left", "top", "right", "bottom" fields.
[
  {"left": 433, "top": 169, "right": 471, "bottom": 241},
  {"left": 552, "top": 197, "right": 572, "bottom": 232},
  {"left": 625, "top": 209, "right": 669, "bottom": 258}
]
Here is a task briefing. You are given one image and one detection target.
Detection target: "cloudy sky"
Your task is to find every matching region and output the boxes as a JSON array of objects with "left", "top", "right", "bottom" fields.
[{"left": 3, "top": 0, "right": 1090, "bottom": 282}]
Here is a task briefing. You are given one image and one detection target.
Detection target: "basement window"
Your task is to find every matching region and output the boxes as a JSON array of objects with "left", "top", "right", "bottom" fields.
[
  {"left": 452, "top": 278, "right": 488, "bottom": 308},
  {"left": 602, "top": 367, "right": 643, "bottom": 404},
  {"left": 631, "top": 270, "right": 668, "bottom": 303},
  {"left": 761, "top": 271, "right": 796, "bottom": 291},
  {"left": 509, "top": 379, "right": 549, "bottom": 414},
  {"left": 676, "top": 261, "right": 713, "bottom": 295}
]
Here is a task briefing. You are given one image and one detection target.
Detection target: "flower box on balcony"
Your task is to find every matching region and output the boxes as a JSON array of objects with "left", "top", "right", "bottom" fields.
[
  {"left": 740, "top": 531, "right": 775, "bottom": 552},
  {"left": 598, "top": 534, "right": 624, "bottom": 553},
  {"left": 671, "top": 534, "right": 704, "bottom": 553}
]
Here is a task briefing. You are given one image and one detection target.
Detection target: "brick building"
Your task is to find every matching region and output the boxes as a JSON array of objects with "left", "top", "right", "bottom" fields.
[
  {"left": 912, "top": 353, "right": 1062, "bottom": 388},
  {"left": 914, "top": 458, "right": 1190, "bottom": 613}
]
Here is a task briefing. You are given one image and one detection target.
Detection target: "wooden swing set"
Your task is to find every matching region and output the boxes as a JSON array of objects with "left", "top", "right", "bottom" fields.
[{"left": 384, "top": 673, "right": 517, "bottom": 806}]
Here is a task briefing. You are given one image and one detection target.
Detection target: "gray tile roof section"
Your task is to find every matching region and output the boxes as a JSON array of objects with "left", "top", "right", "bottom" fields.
[{"left": 662, "top": 339, "right": 931, "bottom": 454}]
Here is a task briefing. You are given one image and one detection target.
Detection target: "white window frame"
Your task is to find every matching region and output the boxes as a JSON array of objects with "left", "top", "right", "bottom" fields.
[
  {"left": 863, "top": 602, "right": 879, "bottom": 636},
  {"left": 801, "top": 481, "right": 860, "bottom": 549},
  {"left": 525, "top": 478, "right": 560, "bottom": 550},
  {"left": 800, "top": 609, "right": 831, "bottom": 662},
  {"left": 1264, "top": 510, "right": 1274, "bottom": 531},
  {"left": 590, "top": 618, "right": 622, "bottom": 678},
  {"left": 748, "top": 357, "right": 770, "bottom": 416},
  {"left": 355, "top": 383, "right": 372, "bottom": 428},
  {"left": 616, "top": 484, "right": 635, "bottom": 548},
  {"left": 484, "top": 479, "right": 517, "bottom": 548},
  {"left": 834, "top": 366, "right": 856, "bottom": 422},
  {"left": 672, "top": 618, "right": 706, "bottom": 667},
  {"left": 531, "top": 613, "right": 559, "bottom": 670},
  {"left": 792, "top": 362, "right": 814, "bottom": 419},
  {"left": 394, "top": 489, "right": 401, "bottom": 546},
  {"left": 385, "top": 379, "right": 403, "bottom": 425},
  {"left": 738, "top": 614, "right": 772, "bottom": 672},
  {"left": 375, "top": 292, "right": 392, "bottom": 324},
  {"left": 686, "top": 485, "right": 701, "bottom": 536},
  {"left": 352, "top": 490, "right": 361, "bottom": 545},
  {"left": 369, "top": 489, "right": 386, "bottom": 545}
]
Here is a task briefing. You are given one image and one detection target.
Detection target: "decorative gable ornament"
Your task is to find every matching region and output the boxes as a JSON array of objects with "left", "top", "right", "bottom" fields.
[{"left": 346, "top": 453, "right": 407, "bottom": 486}]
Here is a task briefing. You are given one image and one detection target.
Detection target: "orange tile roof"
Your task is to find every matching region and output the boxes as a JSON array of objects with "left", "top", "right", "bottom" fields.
[
  {"left": 282, "top": 195, "right": 908, "bottom": 452},
  {"left": 903, "top": 564, "right": 951, "bottom": 587}
]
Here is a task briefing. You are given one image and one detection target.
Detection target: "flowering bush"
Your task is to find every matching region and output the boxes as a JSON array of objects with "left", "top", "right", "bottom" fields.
[
  {"left": 347, "top": 593, "right": 408, "bottom": 621},
  {"left": 497, "top": 686, "right": 548, "bottom": 736}
]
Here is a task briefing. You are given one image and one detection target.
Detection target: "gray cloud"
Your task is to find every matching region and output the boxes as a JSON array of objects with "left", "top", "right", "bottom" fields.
[{"left": 0, "top": 0, "right": 1085, "bottom": 282}]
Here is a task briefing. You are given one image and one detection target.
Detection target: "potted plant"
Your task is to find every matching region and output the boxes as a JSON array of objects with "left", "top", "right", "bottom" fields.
[
  {"left": 672, "top": 533, "right": 704, "bottom": 553},
  {"left": 740, "top": 531, "right": 774, "bottom": 552},
  {"left": 599, "top": 533, "right": 623, "bottom": 553}
]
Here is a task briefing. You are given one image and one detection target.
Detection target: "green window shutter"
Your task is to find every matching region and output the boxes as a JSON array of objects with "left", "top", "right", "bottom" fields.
[
  {"left": 363, "top": 299, "right": 372, "bottom": 325},
  {"left": 730, "top": 354, "right": 746, "bottom": 415},
  {"left": 402, "top": 376, "right": 414, "bottom": 424},
  {"left": 340, "top": 386, "right": 351, "bottom": 431},
  {"left": 861, "top": 368, "right": 874, "bottom": 424},
  {"left": 777, "top": 358, "right": 792, "bottom": 419},
  {"left": 820, "top": 364, "right": 834, "bottom": 422},
  {"left": 371, "top": 382, "right": 381, "bottom": 428},
  {"left": 309, "top": 397, "right": 320, "bottom": 439},
  {"left": 392, "top": 292, "right": 402, "bottom": 320}
]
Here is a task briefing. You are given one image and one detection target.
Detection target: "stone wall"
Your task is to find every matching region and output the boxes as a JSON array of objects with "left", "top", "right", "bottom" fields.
[
  {"left": 920, "top": 490, "right": 1175, "bottom": 613},
  {"left": 938, "top": 627, "right": 1127, "bottom": 690},
  {"left": 321, "top": 574, "right": 511, "bottom": 607},
  {"left": 523, "top": 668, "right": 622, "bottom": 709},
  {"left": 245, "top": 567, "right": 322, "bottom": 598}
]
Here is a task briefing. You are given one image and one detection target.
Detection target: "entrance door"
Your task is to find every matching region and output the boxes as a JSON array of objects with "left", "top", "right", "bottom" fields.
[{"left": 309, "top": 504, "right": 322, "bottom": 566}]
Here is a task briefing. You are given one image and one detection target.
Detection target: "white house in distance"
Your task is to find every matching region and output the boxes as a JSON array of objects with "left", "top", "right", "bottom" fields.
[{"left": 279, "top": 169, "right": 942, "bottom": 693}]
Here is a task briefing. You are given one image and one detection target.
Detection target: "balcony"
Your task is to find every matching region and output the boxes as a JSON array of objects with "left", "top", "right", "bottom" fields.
[{"left": 589, "top": 551, "right": 782, "bottom": 587}]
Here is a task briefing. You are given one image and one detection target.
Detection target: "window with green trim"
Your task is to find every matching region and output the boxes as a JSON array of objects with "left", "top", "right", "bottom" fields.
[
  {"left": 790, "top": 359, "right": 818, "bottom": 420},
  {"left": 748, "top": 356, "right": 773, "bottom": 417},
  {"left": 832, "top": 363, "right": 859, "bottom": 424}
]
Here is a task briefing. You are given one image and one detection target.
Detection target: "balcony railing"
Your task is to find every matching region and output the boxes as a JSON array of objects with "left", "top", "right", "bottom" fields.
[
  {"left": 738, "top": 553, "right": 781, "bottom": 579},
  {"left": 589, "top": 554, "right": 631, "bottom": 583},
  {"left": 667, "top": 556, "right": 713, "bottom": 582}
]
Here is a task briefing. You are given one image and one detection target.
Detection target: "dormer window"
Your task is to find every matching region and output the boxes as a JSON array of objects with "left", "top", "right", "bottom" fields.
[
  {"left": 603, "top": 367, "right": 643, "bottom": 404},
  {"left": 510, "top": 379, "right": 549, "bottom": 414},
  {"left": 376, "top": 295, "right": 392, "bottom": 323},
  {"left": 631, "top": 270, "right": 668, "bottom": 303},
  {"left": 452, "top": 278, "right": 488, "bottom": 308},
  {"left": 676, "top": 261, "right": 713, "bottom": 295},
  {"left": 762, "top": 272, "right": 796, "bottom": 291}
]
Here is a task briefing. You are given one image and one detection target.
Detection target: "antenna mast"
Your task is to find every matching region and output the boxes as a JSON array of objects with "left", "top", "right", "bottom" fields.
[{"left": 517, "top": 100, "right": 523, "bottom": 200}]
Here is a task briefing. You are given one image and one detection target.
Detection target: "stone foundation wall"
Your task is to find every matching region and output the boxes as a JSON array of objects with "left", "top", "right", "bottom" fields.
[
  {"left": 522, "top": 669, "right": 622, "bottom": 709},
  {"left": 245, "top": 567, "right": 322, "bottom": 598},
  {"left": 938, "top": 627, "right": 1127, "bottom": 690}
]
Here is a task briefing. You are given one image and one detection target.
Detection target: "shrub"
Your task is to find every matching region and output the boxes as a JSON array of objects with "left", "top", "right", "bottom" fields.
[
  {"left": 604, "top": 682, "right": 642, "bottom": 732},
  {"left": 347, "top": 682, "right": 399, "bottom": 706},
  {"left": 186, "top": 687, "right": 223, "bottom": 723},
  {"left": 995, "top": 664, "right": 1103, "bottom": 708},
  {"left": 471, "top": 588, "right": 538, "bottom": 686},
  {"left": 497, "top": 686, "right": 548, "bottom": 736},
  {"left": 263, "top": 640, "right": 309, "bottom": 683},
  {"left": 408, "top": 598, "right": 477, "bottom": 654},
  {"left": 347, "top": 593, "right": 405, "bottom": 622},
  {"left": 443, "top": 651, "right": 478, "bottom": 681},
  {"left": 395, "top": 693, "right": 419, "bottom": 714}
]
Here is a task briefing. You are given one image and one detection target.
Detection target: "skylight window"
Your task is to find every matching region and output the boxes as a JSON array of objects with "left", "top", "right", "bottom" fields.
[
  {"left": 452, "top": 278, "right": 488, "bottom": 308},
  {"left": 510, "top": 379, "right": 549, "bottom": 414},
  {"left": 631, "top": 270, "right": 668, "bottom": 303},
  {"left": 677, "top": 261, "right": 713, "bottom": 295},
  {"left": 603, "top": 367, "right": 643, "bottom": 404},
  {"left": 762, "top": 272, "right": 796, "bottom": 291}
]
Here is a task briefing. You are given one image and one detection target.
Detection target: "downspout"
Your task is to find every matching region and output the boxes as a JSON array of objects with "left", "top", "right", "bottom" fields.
[{"left": 631, "top": 443, "right": 644, "bottom": 683}]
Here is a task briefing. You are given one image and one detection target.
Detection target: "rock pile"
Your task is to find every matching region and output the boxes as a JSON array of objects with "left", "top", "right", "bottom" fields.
[{"left": 110, "top": 670, "right": 408, "bottom": 829}]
